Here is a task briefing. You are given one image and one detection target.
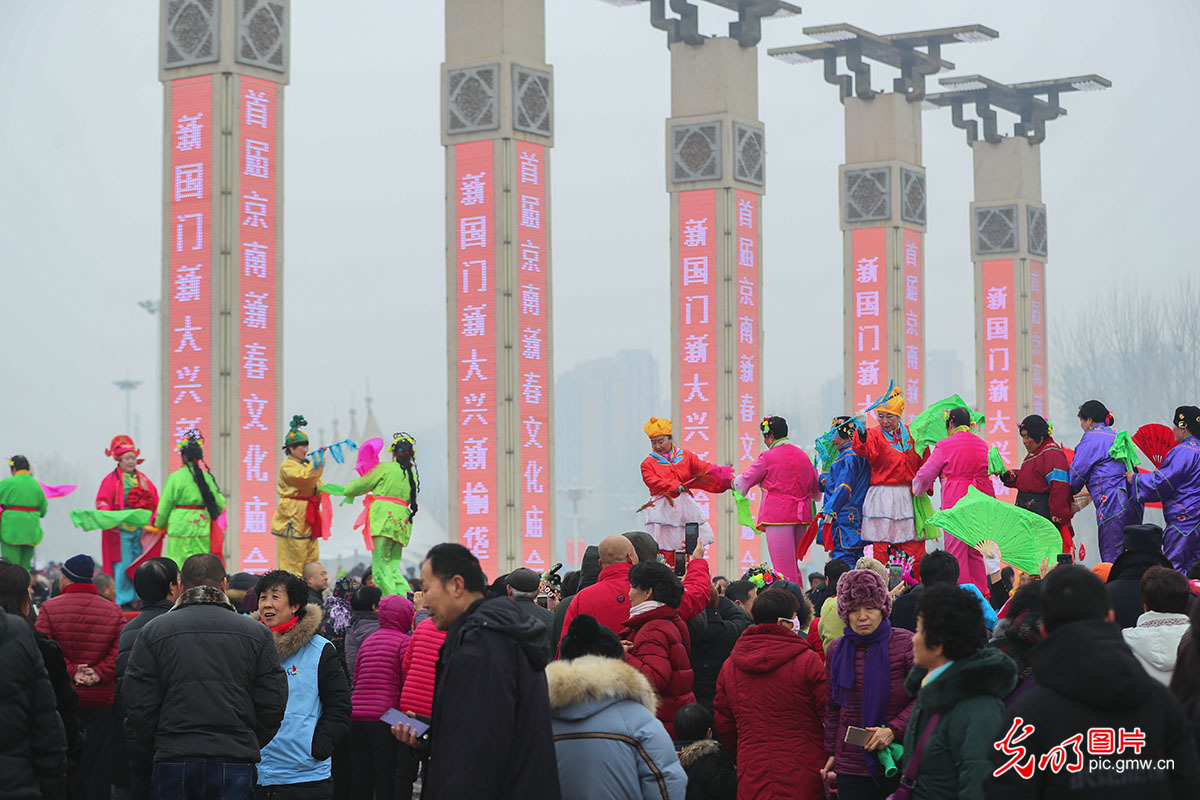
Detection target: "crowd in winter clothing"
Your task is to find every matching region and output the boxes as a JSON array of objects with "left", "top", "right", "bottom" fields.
[{"left": 10, "top": 518, "right": 1200, "bottom": 800}]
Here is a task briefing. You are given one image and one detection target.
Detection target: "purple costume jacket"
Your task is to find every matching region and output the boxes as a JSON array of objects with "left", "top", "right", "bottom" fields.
[
  {"left": 1133, "top": 435, "right": 1200, "bottom": 571},
  {"left": 1069, "top": 425, "right": 1144, "bottom": 562}
]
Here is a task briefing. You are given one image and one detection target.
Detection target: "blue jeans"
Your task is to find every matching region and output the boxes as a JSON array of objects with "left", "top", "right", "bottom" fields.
[{"left": 151, "top": 760, "right": 256, "bottom": 800}]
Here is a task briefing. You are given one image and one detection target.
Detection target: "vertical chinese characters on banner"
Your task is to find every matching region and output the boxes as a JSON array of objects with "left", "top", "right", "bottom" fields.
[
  {"left": 851, "top": 228, "right": 888, "bottom": 413},
  {"left": 734, "top": 190, "right": 761, "bottom": 570},
  {"left": 237, "top": 77, "right": 278, "bottom": 573},
  {"left": 982, "top": 260, "right": 1018, "bottom": 499},
  {"left": 168, "top": 76, "right": 214, "bottom": 507},
  {"left": 902, "top": 229, "right": 923, "bottom": 415},
  {"left": 1029, "top": 262, "right": 1047, "bottom": 419},
  {"left": 456, "top": 142, "right": 498, "bottom": 579},
  {"left": 679, "top": 191, "right": 719, "bottom": 555},
  {"left": 516, "top": 143, "right": 548, "bottom": 573}
]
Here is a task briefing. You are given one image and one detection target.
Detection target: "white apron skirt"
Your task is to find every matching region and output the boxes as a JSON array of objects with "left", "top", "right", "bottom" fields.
[
  {"left": 860, "top": 484, "right": 916, "bottom": 543},
  {"left": 642, "top": 491, "right": 716, "bottom": 551}
]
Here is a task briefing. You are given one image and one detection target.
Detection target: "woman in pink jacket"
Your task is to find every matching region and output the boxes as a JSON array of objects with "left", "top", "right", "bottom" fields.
[
  {"left": 733, "top": 416, "right": 820, "bottom": 583},
  {"left": 912, "top": 407, "right": 994, "bottom": 596}
]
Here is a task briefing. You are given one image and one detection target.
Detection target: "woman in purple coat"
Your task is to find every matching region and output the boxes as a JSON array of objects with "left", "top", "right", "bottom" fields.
[
  {"left": 1133, "top": 406, "right": 1200, "bottom": 571},
  {"left": 1069, "top": 400, "right": 1144, "bottom": 562}
]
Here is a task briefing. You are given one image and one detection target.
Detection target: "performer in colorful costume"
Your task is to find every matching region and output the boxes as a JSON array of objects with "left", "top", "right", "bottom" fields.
[
  {"left": 153, "top": 430, "right": 225, "bottom": 567},
  {"left": 1069, "top": 400, "right": 1144, "bottom": 562},
  {"left": 913, "top": 407, "right": 994, "bottom": 596},
  {"left": 342, "top": 432, "right": 419, "bottom": 597},
  {"left": 271, "top": 415, "right": 325, "bottom": 574},
  {"left": 1000, "top": 415, "right": 1075, "bottom": 553},
  {"left": 816, "top": 417, "right": 870, "bottom": 568},
  {"left": 0, "top": 455, "right": 48, "bottom": 570},
  {"left": 1132, "top": 406, "right": 1200, "bottom": 571},
  {"left": 732, "top": 416, "right": 819, "bottom": 583},
  {"left": 94, "top": 435, "right": 160, "bottom": 606},
  {"left": 850, "top": 388, "right": 928, "bottom": 568},
  {"left": 639, "top": 417, "right": 732, "bottom": 564}
]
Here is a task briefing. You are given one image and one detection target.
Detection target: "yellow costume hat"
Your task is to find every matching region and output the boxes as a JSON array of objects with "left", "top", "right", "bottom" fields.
[
  {"left": 643, "top": 417, "right": 672, "bottom": 438},
  {"left": 877, "top": 387, "right": 906, "bottom": 417}
]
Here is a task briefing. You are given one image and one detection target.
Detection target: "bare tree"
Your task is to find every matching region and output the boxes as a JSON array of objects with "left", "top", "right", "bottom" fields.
[{"left": 1053, "top": 279, "right": 1200, "bottom": 433}]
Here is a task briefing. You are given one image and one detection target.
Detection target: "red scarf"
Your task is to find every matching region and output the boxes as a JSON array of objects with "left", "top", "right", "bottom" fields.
[{"left": 264, "top": 614, "right": 300, "bottom": 634}]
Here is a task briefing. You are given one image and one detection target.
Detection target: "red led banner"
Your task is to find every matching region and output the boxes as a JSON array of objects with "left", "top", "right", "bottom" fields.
[
  {"left": 516, "top": 142, "right": 549, "bottom": 573},
  {"left": 851, "top": 228, "right": 888, "bottom": 413},
  {"left": 1029, "top": 261, "right": 1047, "bottom": 419},
  {"left": 167, "top": 76, "right": 214, "bottom": 477},
  {"left": 982, "top": 260, "right": 1019, "bottom": 500},
  {"left": 455, "top": 141, "right": 499, "bottom": 580},
  {"left": 678, "top": 190, "right": 719, "bottom": 552},
  {"left": 734, "top": 190, "right": 761, "bottom": 571},
  {"left": 902, "top": 229, "right": 923, "bottom": 415},
  {"left": 236, "top": 77, "right": 279, "bottom": 573}
]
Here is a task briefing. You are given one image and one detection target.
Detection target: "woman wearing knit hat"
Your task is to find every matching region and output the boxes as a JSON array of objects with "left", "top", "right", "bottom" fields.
[
  {"left": 271, "top": 415, "right": 326, "bottom": 575},
  {"left": 152, "top": 430, "right": 225, "bottom": 567},
  {"left": 94, "top": 435, "right": 160, "bottom": 606},
  {"left": 638, "top": 417, "right": 733, "bottom": 565},
  {"left": 822, "top": 568, "right": 915, "bottom": 799},
  {"left": 1131, "top": 406, "right": 1200, "bottom": 571},
  {"left": 850, "top": 388, "right": 930, "bottom": 572}
]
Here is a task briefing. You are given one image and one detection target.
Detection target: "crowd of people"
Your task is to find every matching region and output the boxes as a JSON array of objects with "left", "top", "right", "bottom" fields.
[{"left": 4, "top": 398, "right": 1200, "bottom": 798}]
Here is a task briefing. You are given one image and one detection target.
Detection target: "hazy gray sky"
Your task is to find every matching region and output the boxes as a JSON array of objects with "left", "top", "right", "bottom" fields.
[{"left": 2, "top": 1, "right": 1195, "bottom": 560}]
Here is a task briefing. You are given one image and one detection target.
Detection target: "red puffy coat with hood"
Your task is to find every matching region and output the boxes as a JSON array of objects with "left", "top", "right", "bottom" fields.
[
  {"left": 620, "top": 604, "right": 694, "bottom": 735},
  {"left": 351, "top": 595, "right": 415, "bottom": 721},
  {"left": 399, "top": 616, "right": 445, "bottom": 719},
  {"left": 34, "top": 583, "right": 125, "bottom": 707},
  {"left": 714, "top": 624, "right": 827, "bottom": 799}
]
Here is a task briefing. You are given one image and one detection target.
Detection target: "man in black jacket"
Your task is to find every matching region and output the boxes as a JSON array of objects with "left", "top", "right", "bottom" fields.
[
  {"left": 690, "top": 586, "right": 751, "bottom": 709},
  {"left": 393, "top": 543, "right": 560, "bottom": 800},
  {"left": 0, "top": 602, "right": 67, "bottom": 800},
  {"left": 986, "top": 564, "right": 1200, "bottom": 799},
  {"left": 115, "top": 557, "right": 181, "bottom": 800},
  {"left": 124, "top": 553, "right": 287, "bottom": 800},
  {"left": 1106, "top": 524, "right": 1174, "bottom": 629}
]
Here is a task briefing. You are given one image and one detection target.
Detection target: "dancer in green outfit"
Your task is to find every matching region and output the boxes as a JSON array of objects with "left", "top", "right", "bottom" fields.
[
  {"left": 0, "top": 455, "right": 49, "bottom": 569},
  {"left": 152, "top": 430, "right": 225, "bottom": 567},
  {"left": 342, "top": 432, "right": 419, "bottom": 597}
]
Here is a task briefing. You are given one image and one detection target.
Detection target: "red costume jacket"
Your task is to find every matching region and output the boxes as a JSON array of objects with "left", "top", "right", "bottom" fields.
[
  {"left": 95, "top": 468, "right": 160, "bottom": 577},
  {"left": 640, "top": 448, "right": 731, "bottom": 499},
  {"left": 851, "top": 426, "right": 925, "bottom": 486},
  {"left": 1002, "top": 437, "right": 1074, "bottom": 521}
]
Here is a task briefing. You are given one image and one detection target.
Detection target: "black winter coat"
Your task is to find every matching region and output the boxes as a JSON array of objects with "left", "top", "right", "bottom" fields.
[
  {"left": 123, "top": 586, "right": 288, "bottom": 763},
  {"left": 425, "top": 596, "right": 561, "bottom": 800},
  {"left": 115, "top": 600, "right": 173, "bottom": 765},
  {"left": 0, "top": 614, "right": 67, "bottom": 800},
  {"left": 985, "top": 620, "right": 1200, "bottom": 799},
  {"left": 550, "top": 546, "right": 601, "bottom": 646},
  {"left": 32, "top": 628, "right": 81, "bottom": 772},
  {"left": 1107, "top": 554, "right": 1171, "bottom": 630},
  {"left": 678, "top": 738, "right": 737, "bottom": 800},
  {"left": 689, "top": 597, "right": 750, "bottom": 709}
]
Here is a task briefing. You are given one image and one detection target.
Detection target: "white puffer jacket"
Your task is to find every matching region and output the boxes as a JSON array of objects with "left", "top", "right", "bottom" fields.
[{"left": 1122, "top": 610, "right": 1190, "bottom": 685}]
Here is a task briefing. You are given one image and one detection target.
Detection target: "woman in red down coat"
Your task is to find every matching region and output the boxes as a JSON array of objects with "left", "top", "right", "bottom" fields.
[
  {"left": 621, "top": 560, "right": 695, "bottom": 736},
  {"left": 400, "top": 612, "right": 445, "bottom": 719},
  {"left": 349, "top": 594, "right": 415, "bottom": 800},
  {"left": 714, "top": 586, "right": 826, "bottom": 799}
]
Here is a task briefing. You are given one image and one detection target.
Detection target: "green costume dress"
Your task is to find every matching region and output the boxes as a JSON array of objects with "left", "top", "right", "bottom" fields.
[
  {"left": 153, "top": 465, "right": 226, "bottom": 567},
  {"left": 0, "top": 471, "right": 48, "bottom": 569},
  {"left": 343, "top": 462, "right": 418, "bottom": 597}
]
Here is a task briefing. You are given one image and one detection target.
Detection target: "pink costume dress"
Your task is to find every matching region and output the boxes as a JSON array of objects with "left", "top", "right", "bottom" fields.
[
  {"left": 733, "top": 439, "right": 819, "bottom": 583},
  {"left": 912, "top": 429, "right": 994, "bottom": 596}
]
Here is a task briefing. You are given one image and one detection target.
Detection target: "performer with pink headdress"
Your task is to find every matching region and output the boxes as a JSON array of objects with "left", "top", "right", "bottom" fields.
[{"left": 95, "top": 435, "right": 159, "bottom": 606}]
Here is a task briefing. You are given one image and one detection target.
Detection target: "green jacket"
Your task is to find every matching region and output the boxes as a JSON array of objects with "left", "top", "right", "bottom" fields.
[
  {"left": 0, "top": 471, "right": 49, "bottom": 546},
  {"left": 154, "top": 465, "right": 226, "bottom": 538},
  {"left": 902, "top": 648, "right": 1016, "bottom": 800},
  {"left": 343, "top": 462, "right": 418, "bottom": 545}
]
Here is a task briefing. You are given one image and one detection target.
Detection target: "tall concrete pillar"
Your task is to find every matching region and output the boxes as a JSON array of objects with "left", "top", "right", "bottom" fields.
[
  {"left": 159, "top": 0, "right": 289, "bottom": 573},
  {"left": 444, "top": 0, "right": 554, "bottom": 579},
  {"left": 971, "top": 139, "right": 1047, "bottom": 496},
  {"left": 840, "top": 94, "right": 927, "bottom": 416},
  {"left": 668, "top": 36, "right": 765, "bottom": 577}
]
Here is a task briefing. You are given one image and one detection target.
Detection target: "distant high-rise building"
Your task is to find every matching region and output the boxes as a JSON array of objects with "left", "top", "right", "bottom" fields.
[
  {"left": 554, "top": 350, "right": 661, "bottom": 559},
  {"left": 926, "top": 350, "right": 969, "bottom": 406}
]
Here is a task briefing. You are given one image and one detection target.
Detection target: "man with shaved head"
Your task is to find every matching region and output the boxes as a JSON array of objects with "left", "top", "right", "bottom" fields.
[
  {"left": 302, "top": 561, "right": 328, "bottom": 607},
  {"left": 557, "top": 535, "right": 638, "bottom": 650}
]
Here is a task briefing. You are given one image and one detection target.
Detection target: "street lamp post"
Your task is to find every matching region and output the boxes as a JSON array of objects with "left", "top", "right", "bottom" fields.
[
  {"left": 923, "top": 73, "right": 1110, "bottom": 493},
  {"left": 114, "top": 379, "right": 143, "bottom": 434},
  {"left": 768, "top": 24, "right": 997, "bottom": 418}
]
